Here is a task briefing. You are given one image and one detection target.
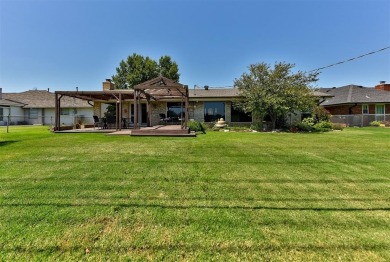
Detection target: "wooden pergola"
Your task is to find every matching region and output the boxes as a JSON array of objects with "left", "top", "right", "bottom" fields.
[
  {"left": 54, "top": 76, "right": 189, "bottom": 131},
  {"left": 133, "top": 76, "right": 189, "bottom": 129}
]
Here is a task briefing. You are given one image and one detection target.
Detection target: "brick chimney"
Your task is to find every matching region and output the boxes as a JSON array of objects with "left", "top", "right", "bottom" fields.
[
  {"left": 103, "top": 79, "right": 115, "bottom": 91},
  {"left": 375, "top": 81, "right": 390, "bottom": 91}
]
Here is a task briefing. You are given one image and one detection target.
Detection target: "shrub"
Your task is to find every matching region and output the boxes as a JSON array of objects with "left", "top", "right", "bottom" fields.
[
  {"left": 314, "top": 121, "right": 333, "bottom": 132},
  {"left": 382, "top": 121, "right": 390, "bottom": 127},
  {"left": 294, "top": 118, "right": 334, "bottom": 132},
  {"left": 312, "top": 106, "right": 331, "bottom": 122},
  {"left": 295, "top": 117, "right": 315, "bottom": 132},
  {"left": 188, "top": 120, "right": 206, "bottom": 134},
  {"left": 332, "top": 123, "right": 345, "bottom": 131},
  {"left": 369, "top": 121, "right": 381, "bottom": 127},
  {"left": 250, "top": 122, "right": 263, "bottom": 132}
]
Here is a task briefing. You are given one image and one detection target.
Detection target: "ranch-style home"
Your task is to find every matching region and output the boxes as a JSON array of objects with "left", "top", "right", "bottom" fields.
[
  {"left": 319, "top": 81, "right": 390, "bottom": 126},
  {"left": 53, "top": 77, "right": 332, "bottom": 131}
]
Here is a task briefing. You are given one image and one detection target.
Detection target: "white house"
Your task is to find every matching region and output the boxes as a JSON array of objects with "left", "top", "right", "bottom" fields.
[{"left": 0, "top": 88, "right": 93, "bottom": 126}]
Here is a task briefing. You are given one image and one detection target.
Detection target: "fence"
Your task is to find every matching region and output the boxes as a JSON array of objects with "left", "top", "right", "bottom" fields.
[{"left": 331, "top": 114, "right": 390, "bottom": 127}]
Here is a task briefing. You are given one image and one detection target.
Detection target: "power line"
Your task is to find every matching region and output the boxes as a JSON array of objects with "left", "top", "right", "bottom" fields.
[{"left": 309, "top": 46, "right": 390, "bottom": 72}]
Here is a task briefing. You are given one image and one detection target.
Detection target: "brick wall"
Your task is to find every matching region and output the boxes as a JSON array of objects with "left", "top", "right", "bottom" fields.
[
  {"left": 325, "top": 104, "right": 390, "bottom": 115},
  {"left": 102, "top": 80, "right": 115, "bottom": 91},
  {"left": 375, "top": 83, "right": 390, "bottom": 91},
  {"left": 324, "top": 104, "right": 361, "bottom": 115},
  {"left": 151, "top": 101, "right": 166, "bottom": 126},
  {"left": 93, "top": 102, "right": 101, "bottom": 117}
]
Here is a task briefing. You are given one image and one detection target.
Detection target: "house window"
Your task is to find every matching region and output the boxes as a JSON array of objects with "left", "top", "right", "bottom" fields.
[
  {"left": 167, "top": 102, "right": 184, "bottom": 118},
  {"left": 375, "top": 104, "right": 385, "bottom": 115},
  {"left": 29, "top": 108, "right": 38, "bottom": 119},
  {"left": 375, "top": 104, "right": 385, "bottom": 121},
  {"left": 362, "top": 104, "right": 369, "bottom": 114},
  {"left": 0, "top": 108, "right": 3, "bottom": 121},
  {"left": 231, "top": 104, "right": 252, "bottom": 122},
  {"left": 61, "top": 108, "right": 70, "bottom": 115},
  {"left": 204, "top": 102, "right": 225, "bottom": 122}
]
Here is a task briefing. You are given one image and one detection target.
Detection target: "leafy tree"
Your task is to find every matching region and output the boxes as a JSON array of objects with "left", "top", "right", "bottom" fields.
[
  {"left": 234, "top": 62, "right": 319, "bottom": 130},
  {"left": 112, "top": 53, "right": 180, "bottom": 89},
  {"left": 158, "top": 56, "right": 180, "bottom": 81}
]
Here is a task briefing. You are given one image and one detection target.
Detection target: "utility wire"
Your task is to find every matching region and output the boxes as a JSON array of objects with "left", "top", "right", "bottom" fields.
[{"left": 309, "top": 46, "right": 390, "bottom": 72}]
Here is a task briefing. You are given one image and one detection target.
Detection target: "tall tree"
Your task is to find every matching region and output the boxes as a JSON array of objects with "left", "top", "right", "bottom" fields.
[
  {"left": 234, "top": 62, "right": 319, "bottom": 130},
  {"left": 112, "top": 53, "right": 180, "bottom": 89},
  {"left": 158, "top": 55, "right": 179, "bottom": 81}
]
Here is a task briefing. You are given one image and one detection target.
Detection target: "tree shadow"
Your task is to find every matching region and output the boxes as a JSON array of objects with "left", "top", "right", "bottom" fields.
[{"left": 0, "top": 140, "right": 18, "bottom": 147}]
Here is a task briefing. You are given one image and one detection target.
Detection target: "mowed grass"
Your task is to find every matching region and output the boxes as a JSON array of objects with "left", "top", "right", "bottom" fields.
[{"left": 0, "top": 126, "right": 389, "bottom": 261}]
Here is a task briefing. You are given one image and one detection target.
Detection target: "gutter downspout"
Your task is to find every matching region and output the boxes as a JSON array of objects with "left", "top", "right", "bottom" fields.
[
  {"left": 348, "top": 103, "right": 358, "bottom": 114},
  {"left": 317, "top": 98, "right": 326, "bottom": 106}
]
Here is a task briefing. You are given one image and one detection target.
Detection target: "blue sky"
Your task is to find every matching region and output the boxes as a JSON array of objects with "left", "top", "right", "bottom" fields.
[{"left": 0, "top": 0, "right": 389, "bottom": 93}]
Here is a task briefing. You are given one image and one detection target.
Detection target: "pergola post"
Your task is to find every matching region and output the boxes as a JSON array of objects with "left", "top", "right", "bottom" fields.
[
  {"left": 181, "top": 95, "right": 184, "bottom": 129},
  {"left": 54, "top": 93, "right": 58, "bottom": 131},
  {"left": 118, "top": 93, "right": 122, "bottom": 131},
  {"left": 185, "top": 89, "right": 189, "bottom": 128},
  {"left": 134, "top": 89, "right": 139, "bottom": 129},
  {"left": 147, "top": 97, "right": 152, "bottom": 127},
  {"left": 54, "top": 93, "right": 62, "bottom": 131}
]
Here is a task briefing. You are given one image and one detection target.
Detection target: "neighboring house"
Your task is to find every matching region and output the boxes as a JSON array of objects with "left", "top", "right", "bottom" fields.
[
  {"left": 0, "top": 88, "right": 92, "bottom": 126},
  {"left": 319, "top": 81, "right": 390, "bottom": 126}
]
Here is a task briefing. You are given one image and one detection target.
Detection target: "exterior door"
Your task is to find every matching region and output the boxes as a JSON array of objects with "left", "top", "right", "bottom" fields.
[{"left": 131, "top": 104, "right": 147, "bottom": 125}]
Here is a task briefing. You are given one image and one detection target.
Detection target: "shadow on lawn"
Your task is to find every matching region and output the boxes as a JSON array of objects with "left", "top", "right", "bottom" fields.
[
  {"left": 2, "top": 242, "right": 389, "bottom": 254},
  {"left": 0, "top": 140, "right": 19, "bottom": 147},
  {"left": 2, "top": 202, "right": 390, "bottom": 211}
]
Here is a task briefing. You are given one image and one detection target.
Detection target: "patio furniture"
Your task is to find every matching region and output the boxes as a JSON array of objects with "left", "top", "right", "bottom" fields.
[
  {"left": 122, "top": 118, "right": 129, "bottom": 129},
  {"left": 159, "top": 113, "right": 170, "bottom": 125},
  {"left": 102, "top": 117, "right": 108, "bottom": 129},
  {"left": 93, "top": 115, "right": 102, "bottom": 129}
]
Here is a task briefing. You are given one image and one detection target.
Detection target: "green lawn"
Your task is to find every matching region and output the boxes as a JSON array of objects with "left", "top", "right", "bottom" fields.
[{"left": 0, "top": 126, "right": 389, "bottom": 261}]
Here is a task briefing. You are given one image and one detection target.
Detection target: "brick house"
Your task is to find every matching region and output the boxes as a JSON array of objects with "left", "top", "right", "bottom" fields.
[{"left": 319, "top": 81, "right": 390, "bottom": 126}]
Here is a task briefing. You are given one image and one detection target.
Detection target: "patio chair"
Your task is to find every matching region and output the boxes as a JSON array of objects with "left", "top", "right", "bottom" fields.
[
  {"left": 93, "top": 115, "right": 101, "bottom": 129},
  {"left": 159, "top": 113, "right": 170, "bottom": 125}
]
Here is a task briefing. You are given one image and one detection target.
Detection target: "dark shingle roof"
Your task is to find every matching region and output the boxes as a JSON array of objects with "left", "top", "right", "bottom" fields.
[
  {"left": 319, "top": 85, "right": 390, "bottom": 106},
  {"left": 189, "top": 88, "right": 240, "bottom": 98},
  {"left": 3, "top": 90, "right": 91, "bottom": 108},
  {"left": 189, "top": 88, "right": 333, "bottom": 99},
  {"left": 312, "top": 90, "right": 334, "bottom": 97}
]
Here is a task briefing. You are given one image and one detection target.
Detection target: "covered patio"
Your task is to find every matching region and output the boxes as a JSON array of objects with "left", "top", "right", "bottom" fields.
[{"left": 54, "top": 77, "right": 191, "bottom": 136}]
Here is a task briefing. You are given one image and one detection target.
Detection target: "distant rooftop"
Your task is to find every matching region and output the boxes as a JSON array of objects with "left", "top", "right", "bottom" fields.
[
  {"left": 2, "top": 90, "right": 91, "bottom": 108},
  {"left": 319, "top": 85, "right": 390, "bottom": 105}
]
